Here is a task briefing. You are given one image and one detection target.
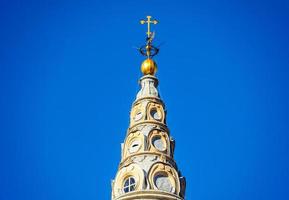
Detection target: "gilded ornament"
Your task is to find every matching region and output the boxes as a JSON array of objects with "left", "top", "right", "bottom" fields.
[{"left": 141, "top": 58, "right": 157, "bottom": 75}]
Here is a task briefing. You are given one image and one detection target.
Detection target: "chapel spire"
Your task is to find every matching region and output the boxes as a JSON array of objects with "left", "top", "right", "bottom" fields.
[{"left": 111, "top": 16, "right": 186, "bottom": 200}]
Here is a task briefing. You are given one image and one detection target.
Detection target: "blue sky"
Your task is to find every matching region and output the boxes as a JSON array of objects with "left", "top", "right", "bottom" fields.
[{"left": 0, "top": 0, "right": 289, "bottom": 199}]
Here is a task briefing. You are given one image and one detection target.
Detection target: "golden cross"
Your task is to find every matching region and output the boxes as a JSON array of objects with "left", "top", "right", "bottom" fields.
[{"left": 140, "top": 16, "right": 158, "bottom": 37}]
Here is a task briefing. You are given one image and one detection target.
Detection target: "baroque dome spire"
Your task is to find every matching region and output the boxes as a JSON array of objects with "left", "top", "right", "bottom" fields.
[{"left": 111, "top": 16, "right": 186, "bottom": 200}]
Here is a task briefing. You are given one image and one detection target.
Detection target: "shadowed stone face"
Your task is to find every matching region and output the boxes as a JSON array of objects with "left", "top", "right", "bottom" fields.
[
  {"left": 151, "top": 109, "right": 161, "bottom": 120},
  {"left": 152, "top": 135, "right": 165, "bottom": 151},
  {"left": 154, "top": 174, "right": 173, "bottom": 192}
]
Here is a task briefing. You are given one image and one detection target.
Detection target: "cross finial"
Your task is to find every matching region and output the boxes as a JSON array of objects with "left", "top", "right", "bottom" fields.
[
  {"left": 140, "top": 16, "right": 158, "bottom": 37},
  {"left": 138, "top": 16, "right": 159, "bottom": 59}
]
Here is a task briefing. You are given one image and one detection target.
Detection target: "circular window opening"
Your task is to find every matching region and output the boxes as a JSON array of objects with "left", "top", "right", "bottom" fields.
[
  {"left": 154, "top": 173, "right": 174, "bottom": 192},
  {"left": 123, "top": 176, "right": 136, "bottom": 193},
  {"left": 134, "top": 111, "right": 143, "bottom": 121},
  {"left": 150, "top": 108, "right": 161, "bottom": 121},
  {"left": 129, "top": 140, "right": 141, "bottom": 154},
  {"left": 152, "top": 135, "right": 166, "bottom": 151}
]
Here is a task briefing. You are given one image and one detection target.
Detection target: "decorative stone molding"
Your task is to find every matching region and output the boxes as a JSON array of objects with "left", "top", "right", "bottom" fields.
[
  {"left": 119, "top": 152, "right": 177, "bottom": 169},
  {"left": 146, "top": 102, "right": 165, "bottom": 123},
  {"left": 114, "top": 190, "right": 184, "bottom": 200},
  {"left": 130, "top": 101, "right": 147, "bottom": 127},
  {"left": 113, "top": 164, "right": 145, "bottom": 198},
  {"left": 136, "top": 75, "right": 159, "bottom": 100},
  {"left": 122, "top": 131, "right": 145, "bottom": 160},
  {"left": 148, "top": 129, "right": 171, "bottom": 156},
  {"left": 147, "top": 163, "right": 180, "bottom": 195},
  {"left": 114, "top": 190, "right": 183, "bottom": 200}
]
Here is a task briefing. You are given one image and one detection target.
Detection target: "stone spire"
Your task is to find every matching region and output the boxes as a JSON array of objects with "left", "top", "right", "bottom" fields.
[{"left": 111, "top": 16, "right": 186, "bottom": 200}]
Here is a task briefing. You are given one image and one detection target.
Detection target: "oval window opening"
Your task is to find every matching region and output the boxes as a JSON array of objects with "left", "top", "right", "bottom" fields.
[
  {"left": 152, "top": 135, "right": 166, "bottom": 151},
  {"left": 150, "top": 109, "right": 161, "bottom": 121},
  {"left": 154, "top": 173, "right": 173, "bottom": 192},
  {"left": 123, "top": 176, "right": 136, "bottom": 193}
]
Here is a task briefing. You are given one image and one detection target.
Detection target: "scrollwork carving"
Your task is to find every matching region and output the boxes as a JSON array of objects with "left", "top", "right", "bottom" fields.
[
  {"left": 113, "top": 164, "right": 145, "bottom": 198},
  {"left": 147, "top": 163, "right": 180, "bottom": 195}
]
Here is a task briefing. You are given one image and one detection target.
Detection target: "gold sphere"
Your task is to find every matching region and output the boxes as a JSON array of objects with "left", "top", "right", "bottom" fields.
[{"left": 141, "top": 58, "right": 157, "bottom": 75}]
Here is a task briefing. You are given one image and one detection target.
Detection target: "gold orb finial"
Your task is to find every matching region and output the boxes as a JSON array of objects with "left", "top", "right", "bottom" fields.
[{"left": 141, "top": 58, "right": 157, "bottom": 75}]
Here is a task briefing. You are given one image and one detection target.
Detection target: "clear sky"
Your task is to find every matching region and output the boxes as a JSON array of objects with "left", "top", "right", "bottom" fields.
[{"left": 1, "top": 0, "right": 289, "bottom": 200}]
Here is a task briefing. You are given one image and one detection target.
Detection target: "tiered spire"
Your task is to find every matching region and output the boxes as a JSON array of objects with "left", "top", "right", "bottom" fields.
[{"left": 111, "top": 16, "right": 186, "bottom": 200}]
